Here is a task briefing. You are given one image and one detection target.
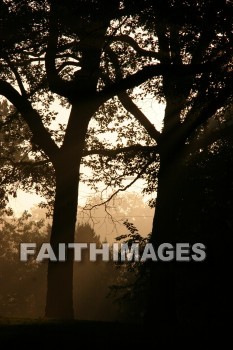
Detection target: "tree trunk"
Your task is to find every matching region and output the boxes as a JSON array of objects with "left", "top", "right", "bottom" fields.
[
  {"left": 45, "top": 102, "right": 95, "bottom": 319},
  {"left": 45, "top": 163, "right": 79, "bottom": 319},
  {"left": 145, "top": 150, "right": 185, "bottom": 336}
]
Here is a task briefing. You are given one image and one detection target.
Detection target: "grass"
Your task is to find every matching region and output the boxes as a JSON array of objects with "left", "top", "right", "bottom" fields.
[
  {"left": 0, "top": 316, "right": 228, "bottom": 345},
  {"left": 0, "top": 318, "right": 144, "bottom": 346}
]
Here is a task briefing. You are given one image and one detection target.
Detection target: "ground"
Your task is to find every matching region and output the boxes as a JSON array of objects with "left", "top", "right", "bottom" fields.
[{"left": 0, "top": 318, "right": 227, "bottom": 346}]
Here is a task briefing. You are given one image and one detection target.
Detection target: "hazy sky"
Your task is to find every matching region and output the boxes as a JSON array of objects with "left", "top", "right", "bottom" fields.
[{"left": 8, "top": 96, "right": 165, "bottom": 216}]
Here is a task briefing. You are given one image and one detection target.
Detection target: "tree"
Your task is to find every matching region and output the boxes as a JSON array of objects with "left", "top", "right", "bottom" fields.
[
  {"left": 81, "top": 0, "right": 233, "bottom": 334},
  {"left": 141, "top": 1, "right": 232, "bottom": 334},
  {"left": 0, "top": 0, "right": 174, "bottom": 319}
]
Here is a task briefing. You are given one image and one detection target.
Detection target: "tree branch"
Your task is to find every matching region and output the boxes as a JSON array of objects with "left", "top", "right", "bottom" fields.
[
  {"left": 22, "top": 40, "right": 77, "bottom": 58},
  {"left": 153, "top": 5, "right": 171, "bottom": 65},
  {"left": 0, "top": 110, "right": 19, "bottom": 130},
  {"left": 4, "top": 56, "right": 27, "bottom": 97},
  {"left": 45, "top": 2, "right": 72, "bottom": 98},
  {"left": 107, "top": 35, "right": 160, "bottom": 60},
  {"left": 87, "top": 157, "right": 155, "bottom": 210},
  {"left": 57, "top": 61, "right": 80, "bottom": 73},
  {"left": 169, "top": 27, "right": 182, "bottom": 65},
  {"left": 104, "top": 47, "right": 161, "bottom": 143},
  {"left": 83, "top": 144, "right": 157, "bottom": 157},
  {"left": 98, "top": 63, "right": 213, "bottom": 103},
  {"left": 0, "top": 156, "right": 50, "bottom": 167},
  {"left": 193, "top": 121, "right": 233, "bottom": 153},
  {"left": 191, "top": 4, "right": 221, "bottom": 65},
  {"left": 179, "top": 80, "right": 233, "bottom": 149},
  {"left": 0, "top": 79, "right": 59, "bottom": 162},
  {"left": 9, "top": 54, "right": 79, "bottom": 67},
  {"left": 118, "top": 92, "right": 161, "bottom": 143}
]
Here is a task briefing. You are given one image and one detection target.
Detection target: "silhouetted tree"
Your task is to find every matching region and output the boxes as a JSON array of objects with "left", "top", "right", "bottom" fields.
[
  {"left": 81, "top": 0, "right": 232, "bottom": 334},
  {"left": 0, "top": 1, "right": 165, "bottom": 318}
]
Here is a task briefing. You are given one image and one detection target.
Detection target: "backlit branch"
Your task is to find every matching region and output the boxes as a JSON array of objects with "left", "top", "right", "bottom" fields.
[
  {"left": 86, "top": 157, "right": 155, "bottom": 210},
  {"left": 83, "top": 144, "right": 157, "bottom": 157},
  {"left": 0, "top": 79, "right": 59, "bottom": 162},
  {"left": 45, "top": 2, "right": 71, "bottom": 98},
  {"left": 4, "top": 56, "right": 27, "bottom": 97},
  {"left": 107, "top": 35, "right": 160, "bottom": 60},
  {"left": 99, "top": 62, "right": 214, "bottom": 103},
  {"left": 105, "top": 47, "right": 161, "bottom": 142},
  {"left": 0, "top": 110, "right": 19, "bottom": 130},
  {"left": 0, "top": 156, "right": 50, "bottom": 167},
  {"left": 118, "top": 92, "right": 161, "bottom": 143}
]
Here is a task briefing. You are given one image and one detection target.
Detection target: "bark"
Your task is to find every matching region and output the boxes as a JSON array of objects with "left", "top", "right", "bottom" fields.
[
  {"left": 145, "top": 148, "right": 186, "bottom": 335},
  {"left": 45, "top": 102, "right": 96, "bottom": 319},
  {"left": 45, "top": 163, "right": 79, "bottom": 319}
]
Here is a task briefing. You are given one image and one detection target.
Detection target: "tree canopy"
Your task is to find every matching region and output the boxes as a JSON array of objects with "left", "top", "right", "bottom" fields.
[{"left": 0, "top": 0, "right": 232, "bottom": 207}]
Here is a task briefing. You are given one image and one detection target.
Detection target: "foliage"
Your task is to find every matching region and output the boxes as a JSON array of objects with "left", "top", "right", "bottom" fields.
[
  {"left": 109, "top": 220, "right": 151, "bottom": 322},
  {"left": 0, "top": 100, "right": 55, "bottom": 210},
  {"left": 0, "top": 0, "right": 232, "bottom": 209},
  {"left": 0, "top": 211, "right": 123, "bottom": 321},
  {"left": 0, "top": 210, "right": 48, "bottom": 317},
  {"left": 81, "top": 0, "right": 233, "bottom": 207}
]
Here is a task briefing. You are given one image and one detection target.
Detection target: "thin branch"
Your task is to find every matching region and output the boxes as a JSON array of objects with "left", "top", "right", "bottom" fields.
[
  {"left": 0, "top": 163, "right": 17, "bottom": 187},
  {"left": 10, "top": 57, "right": 47, "bottom": 66},
  {"left": 83, "top": 144, "right": 157, "bottom": 157},
  {"left": 4, "top": 56, "right": 27, "bottom": 97},
  {"left": 0, "top": 156, "right": 50, "bottom": 167},
  {"left": 190, "top": 118, "right": 233, "bottom": 154},
  {"left": 178, "top": 81, "right": 233, "bottom": 151},
  {"left": 0, "top": 110, "right": 19, "bottom": 130},
  {"left": 87, "top": 157, "right": 155, "bottom": 210},
  {"left": 22, "top": 40, "right": 77, "bottom": 58},
  {"left": 107, "top": 35, "right": 160, "bottom": 60},
  {"left": 10, "top": 54, "right": 79, "bottom": 66}
]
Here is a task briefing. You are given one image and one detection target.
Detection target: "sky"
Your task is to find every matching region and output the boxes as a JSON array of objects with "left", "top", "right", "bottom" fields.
[{"left": 8, "top": 96, "right": 165, "bottom": 216}]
